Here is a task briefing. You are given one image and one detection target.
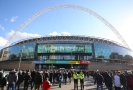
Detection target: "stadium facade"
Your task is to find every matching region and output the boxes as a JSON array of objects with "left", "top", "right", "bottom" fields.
[{"left": 0, "top": 36, "right": 133, "bottom": 70}]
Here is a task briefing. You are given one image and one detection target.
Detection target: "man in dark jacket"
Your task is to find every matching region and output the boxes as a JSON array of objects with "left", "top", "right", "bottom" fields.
[
  {"left": 57, "top": 70, "right": 62, "bottom": 88},
  {"left": 68, "top": 70, "right": 72, "bottom": 84},
  {"left": 23, "top": 71, "right": 31, "bottom": 90},
  {"left": 94, "top": 71, "right": 104, "bottom": 90},
  {"left": 0, "top": 70, "right": 7, "bottom": 90},
  {"left": 31, "top": 69, "right": 36, "bottom": 90},
  {"left": 34, "top": 71, "right": 44, "bottom": 90},
  {"left": 0, "top": 70, "right": 3, "bottom": 89},
  {"left": 120, "top": 72, "right": 127, "bottom": 90},
  {"left": 63, "top": 71, "right": 68, "bottom": 85},
  {"left": 49, "top": 71, "right": 53, "bottom": 83},
  {"left": 104, "top": 71, "right": 113, "bottom": 90},
  {"left": 7, "top": 69, "right": 18, "bottom": 90},
  {"left": 16, "top": 70, "right": 23, "bottom": 90}
]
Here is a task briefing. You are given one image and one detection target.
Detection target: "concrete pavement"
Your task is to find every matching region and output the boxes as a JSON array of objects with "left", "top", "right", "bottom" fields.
[{"left": 51, "top": 77, "right": 108, "bottom": 90}]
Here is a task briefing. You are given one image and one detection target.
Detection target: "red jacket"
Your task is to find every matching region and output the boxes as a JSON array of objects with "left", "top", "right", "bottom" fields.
[{"left": 41, "top": 80, "right": 52, "bottom": 90}]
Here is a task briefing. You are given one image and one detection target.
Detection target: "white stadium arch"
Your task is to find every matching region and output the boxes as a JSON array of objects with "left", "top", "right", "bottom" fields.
[{"left": 4, "top": 4, "right": 130, "bottom": 49}]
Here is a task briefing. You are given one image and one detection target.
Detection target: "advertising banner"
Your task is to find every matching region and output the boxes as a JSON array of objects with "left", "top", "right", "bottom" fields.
[
  {"left": 69, "top": 61, "right": 80, "bottom": 64},
  {"left": 44, "top": 60, "right": 56, "bottom": 64},
  {"left": 37, "top": 44, "right": 92, "bottom": 53},
  {"left": 56, "top": 61, "right": 69, "bottom": 64},
  {"left": 80, "top": 61, "right": 90, "bottom": 65},
  {"left": 34, "top": 60, "right": 44, "bottom": 64}
]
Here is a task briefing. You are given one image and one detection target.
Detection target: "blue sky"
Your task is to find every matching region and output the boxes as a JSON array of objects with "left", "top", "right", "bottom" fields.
[{"left": 0, "top": 0, "right": 133, "bottom": 50}]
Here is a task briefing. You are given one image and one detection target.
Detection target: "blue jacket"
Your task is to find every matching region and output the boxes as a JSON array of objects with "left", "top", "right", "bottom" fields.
[{"left": 57, "top": 73, "right": 62, "bottom": 82}]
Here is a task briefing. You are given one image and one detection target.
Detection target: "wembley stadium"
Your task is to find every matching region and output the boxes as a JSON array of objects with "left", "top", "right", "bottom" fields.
[{"left": 0, "top": 36, "right": 133, "bottom": 70}]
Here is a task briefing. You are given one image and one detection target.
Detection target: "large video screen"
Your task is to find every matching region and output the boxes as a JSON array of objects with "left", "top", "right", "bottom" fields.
[{"left": 37, "top": 44, "right": 92, "bottom": 53}]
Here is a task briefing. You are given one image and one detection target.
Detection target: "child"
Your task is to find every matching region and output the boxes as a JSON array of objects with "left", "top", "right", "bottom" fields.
[{"left": 42, "top": 77, "right": 52, "bottom": 90}]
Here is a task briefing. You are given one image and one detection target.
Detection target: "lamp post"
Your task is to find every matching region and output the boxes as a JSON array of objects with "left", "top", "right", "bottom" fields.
[{"left": 18, "top": 50, "right": 22, "bottom": 71}]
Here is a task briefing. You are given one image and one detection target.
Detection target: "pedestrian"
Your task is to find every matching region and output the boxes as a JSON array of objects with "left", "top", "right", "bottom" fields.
[
  {"left": 31, "top": 69, "right": 36, "bottom": 90},
  {"left": 34, "top": 71, "right": 44, "bottom": 90},
  {"left": 52, "top": 70, "right": 56, "bottom": 84},
  {"left": 68, "top": 70, "right": 72, "bottom": 84},
  {"left": 113, "top": 71, "right": 121, "bottom": 90},
  {"left": 49, "top": 71, "right": 53, "bottom": 83},
  {"left": 73, "top": 71, "right": 79, "bottom": 90},
  {"left": 104, "top": 71, "right": 113, "bottom": 90},
  {"left": 63, "top": 70, "right": 68, "bottom": 85},
  {"left": 0, "top": 70, "right": 7, "bottom": 90},
  {"left": 7, "top": 69, "right": 18, "bottom": 90},
  {"left": 23, "top": 71, "right": 31, "bottom": 90},
  {"left": 0, "top": 70, "right": 3, "bottom": 90},
  {"left": 79, "top": 71, "right": 84, "bottom": 90},
  {"left": 120, "top": 72, "right": 127, "bottom": 90},
  {"left": 94, "top": 71, "right": 104, "bottom": 90},
  {"left": 16, "top": 70, "right": 23, "bottom": 90},
  {"left": 41, "top": 77, "right": 52, "bottom": 90},
  {"left": 57, "top": 70, "right": 62, "bottom": 88},
  {"left": 127, "top": 71, "right": 133, "bottom": 90}
]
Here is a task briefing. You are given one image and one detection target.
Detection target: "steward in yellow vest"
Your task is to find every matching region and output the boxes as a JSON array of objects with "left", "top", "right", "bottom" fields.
[
  {"left": 79, "top": 71, "right": 84, "bottom": 89},
  {"left": 73, "top": 71, "right": 79, "bottom": 88}
]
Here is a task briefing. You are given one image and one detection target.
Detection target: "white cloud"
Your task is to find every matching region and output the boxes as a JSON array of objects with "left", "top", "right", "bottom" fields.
[
  {"left": 61, "top": 32, "right": 71, "bottom": 36},
  {"left": 0, "top": 36, "right": 7, "bottom": 47},
  {"left": 0, "top": 30, "right": 42, "bottom": 48},
  {"left": 49, "top": 31, "right": 60, "bottom": 36},
  {"left": 7, "top": 30, "right": 42, "bottom": 42},
  {"left": 49, "top": 31, "right": 71, "bottom": 36},
  {"left": 10, "top": 16, "right": 18, "bottom": 22},
  {"left": 0, "top": 24, "right": 4, "bottom": 31}
]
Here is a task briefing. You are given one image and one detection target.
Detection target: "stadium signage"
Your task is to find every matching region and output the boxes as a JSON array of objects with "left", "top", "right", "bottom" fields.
[
  {"left": 44, "top": 60, "right": 56, "bottom": 64},
  {"left": 80, "top": 61, "right": 90, "bottom": 64},
  {"left": 56, "top": 61, "right": 69, "bottom": 64},
  {"left": 34, "top": 60, "right": 44, "bottom": 64},
  {"left": 34, "top": 60, "right": 90, "bottom": 65},
  {"left": 69, "top": 61, "right": 80, "bottom": 64},
  {"left": 37, "top": 44, "right": 92, "bottom": 53}
]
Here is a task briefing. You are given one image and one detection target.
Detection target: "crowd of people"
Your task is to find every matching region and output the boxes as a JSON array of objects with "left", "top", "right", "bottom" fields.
[{"left": 0, "top": 68, "right": 133, "bottom": 90}]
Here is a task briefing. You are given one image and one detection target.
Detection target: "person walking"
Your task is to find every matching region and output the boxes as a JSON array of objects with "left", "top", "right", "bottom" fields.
[
  {"left": 41, "top": 77, "right": 52, "bottom": 90},
  {"left": 23, "top": 71, "right": 31, "bottom": 90},
  {"left": 7, "top": 69, "right": 18, "bottom": 90},
  {"left": 120, "top": 72, "right": 127, "bottom": 90},
  {"left": 127, "top": 71, "right": 133, "bottom": 90},
  {"left": 113, "top": 71, "right": 121, "bottom": 90},
  {"left": 0, "top": 70, "right": 7, "bottom": 90},
  {"left": 57, "top": 70, "right": 62, "bottom": 88},
  {"left": 16, "top": 70, "right": 23, "bottom": 90},
  {"left": 49, "top": 71, "right": 53, "bottom": 83},
  {"left": 31, "top": 69, "right": 36, "bottom": 90},
  {"left": 63, "top": 70, "right": 68, "bottom": 85},
  {"left": 34, "top": 71, "right": 44, "bottom": 90},
  {"left": 0, "top": 70, "right": 4, "bottom": 90},
  {"left": 104, "top": 71, "right": 113, "bottom": 90},
  {"left": 94, "top": 71, "right": 104, "bottom": 90},
  {"left": 68, "top": 70, "right": 72, "bottom": 84}
]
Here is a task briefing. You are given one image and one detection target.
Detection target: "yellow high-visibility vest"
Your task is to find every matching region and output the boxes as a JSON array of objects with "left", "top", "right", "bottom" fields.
[
  {"left": 73, "top": 73, "right": 79, "bottom": 79},
  {"left": 79, "top": 73, "right": 84, "bottom": 79}
]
